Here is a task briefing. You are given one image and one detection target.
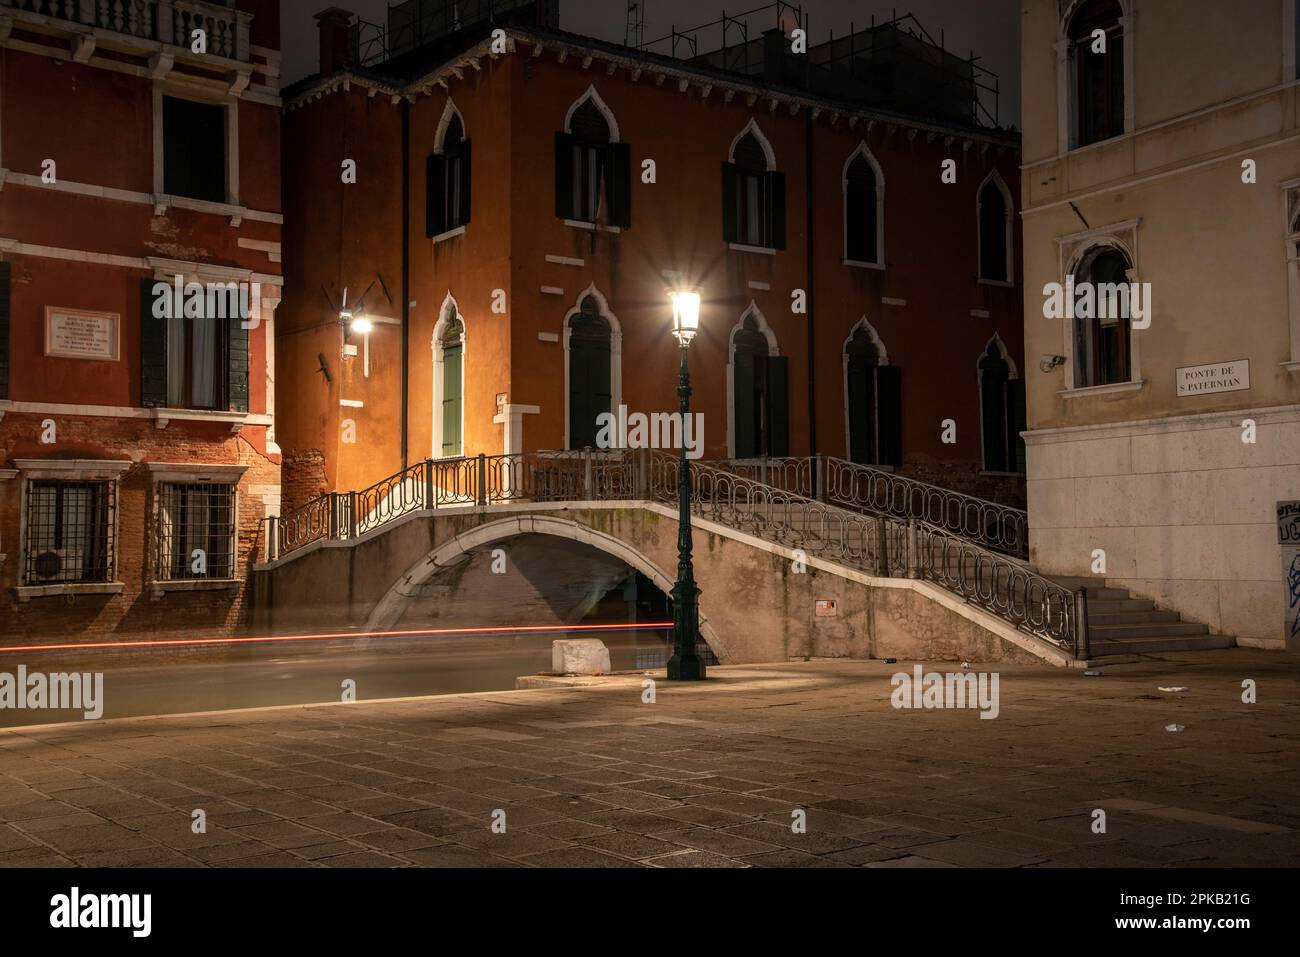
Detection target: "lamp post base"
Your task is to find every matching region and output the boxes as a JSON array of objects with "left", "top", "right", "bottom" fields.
[{"left": 666, "top": 650, "right": 706, "bottom": 681}]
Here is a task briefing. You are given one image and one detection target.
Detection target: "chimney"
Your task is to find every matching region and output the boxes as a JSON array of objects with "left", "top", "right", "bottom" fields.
[
  {"left": 762, "top": 27, "right": 786, "bottom": 84},
  {"left": 315, "top": 7, "right": 355, "bottom": 76}
]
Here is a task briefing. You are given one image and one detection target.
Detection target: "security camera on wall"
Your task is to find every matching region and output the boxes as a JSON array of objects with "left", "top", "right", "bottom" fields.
[{"left": 1039, "top": 355, "right": 1066, "bottom": 373}]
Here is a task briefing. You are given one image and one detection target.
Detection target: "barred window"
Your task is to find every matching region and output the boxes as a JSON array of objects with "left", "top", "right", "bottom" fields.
[
  {"left": 155, "top": 482, "right": 236, "bottom": 580},
  {"left": 24, "top": 480, "right": 114, "bottom": 584}
]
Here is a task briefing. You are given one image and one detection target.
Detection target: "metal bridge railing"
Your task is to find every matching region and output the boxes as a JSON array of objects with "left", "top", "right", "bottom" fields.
[
  {"left": 715, "top": 455, "right": 1029, "bottom": 559},
  {"left": 263, "top": 449, "right": 1084, "bottom": 658}
]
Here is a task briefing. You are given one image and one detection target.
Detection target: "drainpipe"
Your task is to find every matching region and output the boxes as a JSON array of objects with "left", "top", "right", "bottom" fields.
[
  {"left": 401, "top": 97, "right": 411, "bottom": 470},
  {"left": 803, "top": 12, "right": 818, "bottom": 493}
]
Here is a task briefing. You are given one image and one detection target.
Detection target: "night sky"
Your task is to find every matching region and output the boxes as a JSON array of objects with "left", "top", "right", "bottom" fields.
[{"left": 278, "top": 0, "right": 1022, "bottom": 125}]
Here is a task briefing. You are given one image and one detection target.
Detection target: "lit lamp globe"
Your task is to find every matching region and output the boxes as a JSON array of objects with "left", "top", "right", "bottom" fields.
[
  {"left": 671, "top": 290, "right": 700, "bottom": 346},
  {"left": 349, "top": 314, "right": 373, "bottom": 335}
]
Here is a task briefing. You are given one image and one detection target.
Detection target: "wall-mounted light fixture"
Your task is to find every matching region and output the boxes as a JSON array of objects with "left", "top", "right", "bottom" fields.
[{"left": 1039, "top": 354, "right": 1066, "bottom": 373}]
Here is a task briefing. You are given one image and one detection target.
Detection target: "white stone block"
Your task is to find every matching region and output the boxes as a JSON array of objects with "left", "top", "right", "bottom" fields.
[{"left": 552, "top": 638, "right": 611, "bottom": 676}]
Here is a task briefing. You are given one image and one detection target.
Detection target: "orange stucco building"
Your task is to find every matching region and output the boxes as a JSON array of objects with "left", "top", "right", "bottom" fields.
[
  {"left": 280, "top": 2, "right": 1025, "bottom": 511},
  {"left": 0, "top": 0, "right": 282, "bottom": 642}
]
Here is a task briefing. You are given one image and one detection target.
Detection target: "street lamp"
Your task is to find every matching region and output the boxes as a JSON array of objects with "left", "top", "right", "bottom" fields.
[{"left": 667, "top": 290, "right": 705, "bottom": 681}]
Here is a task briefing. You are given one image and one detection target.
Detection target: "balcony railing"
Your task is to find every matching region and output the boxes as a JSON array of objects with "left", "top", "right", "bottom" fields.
[{"left": 2, "top": 0, "right": 251, "bottom": 62}]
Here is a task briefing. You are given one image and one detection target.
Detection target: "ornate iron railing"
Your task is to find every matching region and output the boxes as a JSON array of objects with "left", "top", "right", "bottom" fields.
[
  {"left": 264, "top": 449, "right": 1084, "bottom": 658},
  {"left": 717, "top": 455, "right": 1029, "bottom": 559}
]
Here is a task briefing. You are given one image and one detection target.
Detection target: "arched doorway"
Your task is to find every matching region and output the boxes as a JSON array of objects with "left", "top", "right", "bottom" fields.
[{"left": 730, "top": 310, "right": 787, "bottom": 459}]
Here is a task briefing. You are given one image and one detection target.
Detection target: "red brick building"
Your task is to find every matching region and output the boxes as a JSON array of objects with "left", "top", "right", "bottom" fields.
[
  {"left": 0, "top": 0, "right": 282, "bottom": 642},
  {"left": 280, "top": 2, "right": 1025, "bottom": 509}
]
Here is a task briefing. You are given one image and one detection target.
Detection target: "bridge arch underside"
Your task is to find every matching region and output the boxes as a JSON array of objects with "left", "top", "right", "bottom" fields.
[{"left": 366, "top": 515, "right": 725, "bottom": 658}]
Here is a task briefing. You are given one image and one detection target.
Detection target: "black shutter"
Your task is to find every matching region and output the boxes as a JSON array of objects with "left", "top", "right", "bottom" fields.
[
  {"left": 555, "top": 132, "right": 575, "bottom": 219},
  {"left": 458, "top": 140, "right": 472, "bottom": 226},
  {"left": 140, "top": 278, "right": 168, "bottom": 408},
  {"left": 721, "top": 162, "right": 738, "bottom": 243},
  {"left": 228, "top": 313, "right": 249, "bottom": 412},
  {"left": 606, "top": 142, "right": 632, "bottom": 229},
  {"left": 426, "top": 154, "right": 446, "bottom": 237},
  {"left": 1009, "top": 377, "right": 1028, "bottom": 473},
  {"left": 733, "top": 355, "right": 756, "bottom": 458},
  {"left": 765, "top": 355, "right": 789, "bottom": 457},
  {"left": 0, "top": 261, "right": 9, "bottom": 400},
  {"left": 981, "top": 373, "right": 1008, "bottom": 471},
  {"left": 877, "top": 365, "right": 903, "bottom": 467},
  {"left": 766, "top": 170, "right": 786, "bottom": 250},
  {"left": 847, "top": 361, "right": 872, "bottom": 464}
]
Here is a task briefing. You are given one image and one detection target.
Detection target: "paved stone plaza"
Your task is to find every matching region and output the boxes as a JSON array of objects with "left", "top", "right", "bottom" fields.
[{"left": 0, "top": 651, "right": 1297, "bottom": 868}]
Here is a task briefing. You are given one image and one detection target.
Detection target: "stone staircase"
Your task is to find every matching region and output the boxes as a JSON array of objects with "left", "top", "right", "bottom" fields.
[{"left": 1049, "top": 576, "right": 1235, "bottom": 658}]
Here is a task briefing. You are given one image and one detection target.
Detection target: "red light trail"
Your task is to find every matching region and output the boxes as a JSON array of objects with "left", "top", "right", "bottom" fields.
[{"left": 0, "top": 622, "right": 675, "bottom": 655}]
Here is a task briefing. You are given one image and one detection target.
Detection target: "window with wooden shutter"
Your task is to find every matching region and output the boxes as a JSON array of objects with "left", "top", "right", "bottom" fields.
[
  {"left": 766, "top": 170, "right": 786, "bottom": 250},
  {"left": 426, "top": 154, "right": 447, "bottom": 237},
  {"left": 1009, "top": 377, "right": 1027, "bottom": 474},
  {"left": 721, "top": 162, "right": 739, "bottom": 243},
  {"left": 140, "top": 278, "right": 169, "bottom": 408},
  {"left": 555, "top": 131, "right": 576, "bottom": 219},
  {"left": 228, "top": 313, "right": 248, "bottom": 413},
  {"left": 732, "top": 317, "right": 770, "bottom": 458},
  {"left": 876, "top": 365, "right": 903, "bottom": 468},
  {"left": 568, "top": 298, "right": 612, "bottom": 448},
  {"left": 845, "top": 325, "right": 881, "bottom": 464},
  {"left": 765, "top": 355, "right": 789, "bottom": 456},
  {"left": 0, "top": 261, "right": 10, "bottom": 401},
  {"left": 606, "top": 142, "right": 631, "bottom": 228}
]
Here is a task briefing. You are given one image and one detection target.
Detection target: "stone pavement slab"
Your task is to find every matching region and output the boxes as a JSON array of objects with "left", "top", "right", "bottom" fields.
[{"left": 0, "top": 651, "right": 1297, "bottom": 867}]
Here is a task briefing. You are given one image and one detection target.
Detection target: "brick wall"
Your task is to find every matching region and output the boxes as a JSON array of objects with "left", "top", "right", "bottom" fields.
[{"left": 0, "top": 413, "right": 280, "bottom": 645}]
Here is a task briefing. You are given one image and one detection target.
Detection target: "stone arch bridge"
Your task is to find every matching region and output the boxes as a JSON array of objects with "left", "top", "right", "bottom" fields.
[{"left": 250, "top": 452, "right": 1083, "bottom": 667}]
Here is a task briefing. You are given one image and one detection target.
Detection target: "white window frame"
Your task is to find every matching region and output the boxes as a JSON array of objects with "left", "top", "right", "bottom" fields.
[
  {"left": 1057, "top": 0, "right": 1135, "bottom": 154},
  {"left": 843, "top": 141, "right": 885, "bottom": 268},
  {"left": 1055, "top": 218, "right": 1144, "bottom": 396},
  {"left": 976, "top": 168, "right": 1014, "bottom": 286},
  {"left": 152, "top": 81, "right": 239, "bottom": 209}
]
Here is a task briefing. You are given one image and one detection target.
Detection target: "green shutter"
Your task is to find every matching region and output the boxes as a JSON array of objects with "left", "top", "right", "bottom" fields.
[
  {"left": 555, "top": 132, "right": 575, "bottom": 219},
  {"left": 442, "top": 342, "right": 462, "bottom": 456},
  {"left": 981, "top": 372, "right": 1008, "bottom": 471},
  {"left": 458, "top": 139, "right": 472, "bottom": 226},
  {"left": 877, "top": 365, "right": 903, "bottom": 467},
  {"left": 766, "top": 170, "right": 786, "bottom": 249},
  {"left": 733, "top": 355, "right": 756, "bottom": 458},
  {"left": 426, "top": 153, "right": 446, "bottom": 237},
  {"left": 606, "top": 141, "right": 632, "bottom": 229},
  {"left": 228, "top": 313, "right": 248, "bottom": 412},
  {"left": 568, "top": 337, "right": 610, "bottom": 448},
  {"left": 847, "top": 359, "right": 874, "bottom": 464},
  {"left": 0, "top": 261, "right": 9, "bottom": 400},
  {"left": 721, "top": 162, "right": 738, "bottom": 243},
  {"left": 765, "top": 355, "right": 789, "bottom": 457},
  {"left": 1009, "top": 377, "right": 1028, "bottom": 473},
  {"left": 140, "top": 277, "right": 168, "bottom": 408}
]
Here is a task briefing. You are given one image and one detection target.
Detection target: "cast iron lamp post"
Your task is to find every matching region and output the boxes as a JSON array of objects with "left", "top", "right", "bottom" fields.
[{"left": 667, "top": 290, "right": 705, "bottom": 681}]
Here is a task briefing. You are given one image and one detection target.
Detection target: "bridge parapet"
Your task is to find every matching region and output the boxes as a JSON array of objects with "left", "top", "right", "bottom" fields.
[{"left": 261, "top": 450, "right": 1086, "bottom": 660}]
